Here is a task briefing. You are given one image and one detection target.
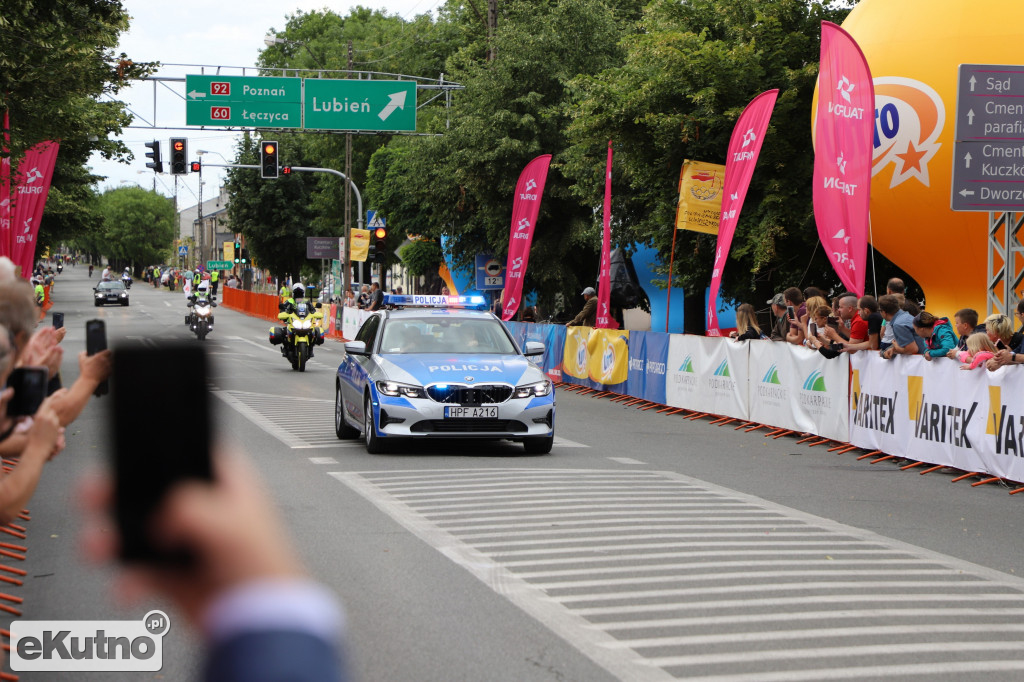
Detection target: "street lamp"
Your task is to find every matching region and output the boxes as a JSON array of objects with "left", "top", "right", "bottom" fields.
[
  {"left": 196, "top": 149, "right": 228, "bottom": 163},
  {"left": 263, "top": 33, "right": 326, "bottom": 70}
]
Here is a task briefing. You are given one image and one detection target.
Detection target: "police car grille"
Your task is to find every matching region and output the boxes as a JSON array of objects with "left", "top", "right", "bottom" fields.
[
  {"left": 426, "top": 384, "right": 513, "bottom": 405},
  {"left": 411, "top": 419, "right": 527, "bottom": 433}
]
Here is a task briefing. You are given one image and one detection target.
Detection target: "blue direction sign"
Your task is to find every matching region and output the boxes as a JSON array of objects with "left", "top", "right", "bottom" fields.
[
  {"left": 952, "top": 64, "right": 1024, "bottom": 211},
  {"left": 475, "top": 254, "right": 505, "bottom": 291}
]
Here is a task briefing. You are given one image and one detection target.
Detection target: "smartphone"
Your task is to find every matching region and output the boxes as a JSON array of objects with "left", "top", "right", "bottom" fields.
[
  {"left": 786, "top": 305, "right": 796, "bottom": 320},
  {"left": 809, "top": 322, "right": 818, "bottom": 337},
  {"left": 51, "top": 312, "right": 64, "bottom": 329},
  {"left": 6, "top": 367, "right": 49, "bottom": 417},
  {"left": 86, "top": 319, "right": 108, "bottom": 397},
  {"left": 112, "top": 342, "right": 212, "bottom": 565}
]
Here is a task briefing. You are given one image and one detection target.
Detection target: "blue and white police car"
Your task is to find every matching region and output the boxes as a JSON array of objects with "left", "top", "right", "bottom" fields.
[{"left": 335, "top": 294, "right": 555, "bottom": 454}]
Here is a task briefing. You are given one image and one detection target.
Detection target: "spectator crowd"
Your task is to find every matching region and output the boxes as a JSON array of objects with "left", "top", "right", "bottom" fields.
[{"left": 733, "top": 278, "right": 1024, "bottom": 372}]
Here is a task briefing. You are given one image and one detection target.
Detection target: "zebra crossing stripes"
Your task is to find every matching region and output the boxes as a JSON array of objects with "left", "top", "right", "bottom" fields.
[
  {"left": 212, "top": 389, "right": 358, "bottom": 448},
  {"left": 329, "top": 468, "right": 1024, "bottom": 681}
]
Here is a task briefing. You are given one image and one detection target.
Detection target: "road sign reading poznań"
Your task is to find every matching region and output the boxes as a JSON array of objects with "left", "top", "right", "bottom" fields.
[
  {"left": 304, "top": 80, "right": 416, "bottom": 132},
  {"left": 185, "top": 75, "right": 416, "bottom": 133},
  {"left": 952, "top": 64, "right": 1024, "bottom": 211},
  {"left": 185, "top": 75, "right": 302, "bottom": 128}
]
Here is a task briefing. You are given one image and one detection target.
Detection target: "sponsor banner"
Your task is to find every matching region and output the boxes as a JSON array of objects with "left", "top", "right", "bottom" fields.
[
  {"left": 562, "top": 326, "right": 593, "bottom": 386},
  {"left": 342, "top": 305, "right": 372, "bottom": 340},
  {"left": 675, "top": 160, "right": 726, "bottom": 234},
  {"left": 813, "top": 21, "right": 873, "bottom": 295},
  {"left": 506, "top": 322, "right": 566, "bottom": 384},
  {"left": 665, "top": 335, "right": 749, "bottom": 420},
  {"left": 501, "top": 155, "right": 551, "bottom": 320},
  {"left": 1, "top": 111, "right": 9, "bottom": 258},
  {"left": 587, "top": 328, "right": 629, "bottom": 390},
  {"left": 596, "top": 141, "right": 617, "bottom": 329},
  {"left": 350, "top": 228, "right": 370, "bottom": 262},
  {"left": 626, "top": 331, "right": 670, "bottom": 404},
  {"left": 750, "top": 341, "right": 850, "bottom": 441},
  {"left": 10, "top": 140, "right": 60, "bottom": 278},
  {"left": 707, "top": 90, "right": 778, "bottom": 335},
  {"left": 850, "top": 354, "right": 1024, "bottom": 483}
]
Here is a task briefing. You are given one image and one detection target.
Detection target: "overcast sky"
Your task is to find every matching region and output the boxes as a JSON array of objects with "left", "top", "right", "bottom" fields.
[{"left": 89, "top": 0, "right": 440, "bottom": 209}]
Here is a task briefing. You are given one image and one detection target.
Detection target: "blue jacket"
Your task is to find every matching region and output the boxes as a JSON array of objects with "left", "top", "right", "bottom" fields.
[{"left": 925, "top": 317, "right": 957, "bottom": 357}]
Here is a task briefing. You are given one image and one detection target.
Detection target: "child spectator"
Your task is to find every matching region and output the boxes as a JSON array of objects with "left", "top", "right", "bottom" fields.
[
  {"left": 800, "top": 296, "right": 828, "bottom": 347},
  {"left": 913, "top": 311, "right": 957, "bottom": 361},
  {"left": 806, "top": 304, "right": 833, "bottom": 350},
  {"left": 947, "top": 308, "right": 984, "bottom": 357},
  {"left": 958, "top": 332, "right": 997, "bottom": 370}
]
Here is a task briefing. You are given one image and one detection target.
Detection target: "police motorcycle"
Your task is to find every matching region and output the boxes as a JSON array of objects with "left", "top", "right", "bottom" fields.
[
  {"left": 186, "top": 284, "right": 216, "bottom": 341},
  {"left": 121, "top": 268, "right": 133, "bottom": 289},
  {"left": 56, "top": 261, "right": 63, "bottom": 275},
  {"left": 268, "top": 287, "right": 325, "bottom": 372}
]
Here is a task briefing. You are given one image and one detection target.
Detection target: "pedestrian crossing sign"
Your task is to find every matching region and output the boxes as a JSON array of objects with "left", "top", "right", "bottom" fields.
[
  {"left": 367, "top": 210, "right": 386, "bottom": 228},
  {"left": 178, "top": 245, "right": 188, "bottom": 256}
]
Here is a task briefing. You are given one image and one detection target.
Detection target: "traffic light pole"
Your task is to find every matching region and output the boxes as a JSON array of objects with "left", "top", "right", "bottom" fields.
[{"left": 196, "top": 162, "right": 364, "bottom": 294}]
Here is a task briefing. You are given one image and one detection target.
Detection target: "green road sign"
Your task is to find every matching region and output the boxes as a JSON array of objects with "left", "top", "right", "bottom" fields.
[
  {"left": 186, "top": 75, "right": 302, "bottom": 128},
  {"left": 304, "top": 80, "right": 416, "bottom": 132},
  {"left": 206, "top": 260, "right": 233, "bottom": 270}
]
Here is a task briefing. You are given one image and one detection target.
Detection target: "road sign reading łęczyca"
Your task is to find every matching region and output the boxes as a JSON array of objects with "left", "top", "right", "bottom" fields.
[
  {"left": 185, "top": 75, "right": 302, "bottom": 128},
  {"left": 304, "top": 80, "right": 416, "bottom": 132}
]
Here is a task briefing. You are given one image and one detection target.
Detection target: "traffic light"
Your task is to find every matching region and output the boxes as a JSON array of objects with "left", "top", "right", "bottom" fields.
[
  {"left": 374, "top": 226, "right": 387, "bottom": 263},
  {"left": 260, "top": 141, "right": 279, "bottom": 179},
  {"left": 190, "top": 160, "right": 201, "bottom": 173},
  {"left": 144, "top": 140, "right": 162, "bottom": 173},
  {"left": 239, "top": 248, "right": 249, "bottom": 265},
  {"left": 233, "top": 241, "right": 241, "bottom": 264},
  {"left": 169, "top": 138, "right": 187, "bottom": 175},
  {"left": 281, "top": 166, "right": 292, "bottom": 175}
]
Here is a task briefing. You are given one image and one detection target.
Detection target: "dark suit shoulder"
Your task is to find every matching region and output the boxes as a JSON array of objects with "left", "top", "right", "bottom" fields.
[{"left": 205, "top": 630, "right": 345, "bottom": 682}]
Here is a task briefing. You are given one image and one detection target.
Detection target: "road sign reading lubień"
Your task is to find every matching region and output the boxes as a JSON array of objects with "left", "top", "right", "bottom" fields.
[
  {"left": 304, "top": 80, "right": 416, "bottom": 132},
  {"left": 206, "top": 260, "right": 233, "bottom": 270},
  {"left": 185, "top": 75, "right": 302, "bottom": 128},
  {"left": 951, "top": 64, "right": 1024, "bottom": 211}
]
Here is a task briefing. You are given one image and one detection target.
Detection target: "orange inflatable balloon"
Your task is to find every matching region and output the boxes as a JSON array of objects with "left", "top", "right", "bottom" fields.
[{"left": 822, "top": 0, "right": 1024, "bottom": 317}]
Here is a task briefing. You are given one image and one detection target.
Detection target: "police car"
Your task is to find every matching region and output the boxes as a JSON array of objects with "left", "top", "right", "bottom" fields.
[{"left": 335, "top": 294, "right": 555, "bottom": 454}]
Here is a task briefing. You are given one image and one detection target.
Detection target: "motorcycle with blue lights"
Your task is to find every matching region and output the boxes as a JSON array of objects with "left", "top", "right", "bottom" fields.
[{"left": 268, "top": 290, "right": 325, "bottom": 371}]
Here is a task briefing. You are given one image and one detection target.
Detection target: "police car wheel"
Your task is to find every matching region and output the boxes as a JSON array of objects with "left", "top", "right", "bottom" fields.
[
  {"left": 523, "top": 435, "right": 554, "bottom": 455},
  {"left": 363, "top": 395, "right": 384, "bottom": 454},
  {"left": 335, "top": 385, "right": 359, "bottom": 439}
]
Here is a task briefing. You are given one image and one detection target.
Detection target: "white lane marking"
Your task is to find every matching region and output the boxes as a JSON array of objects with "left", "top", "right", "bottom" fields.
[
  {"left": 163, "top": 301, "right": 171, "bottom": 307},
  {"left": 608, "top": 457, "right": 645, "bottom": 464},
  {"left": 672, "top": 661, "right": 1024, "bottom": 682},
  {"left": 327, "top": 470, "right": 677, "bottom": 682},
  {"left": 328, "top": 467, "right": 1024, "bottom": 681},
  {"left": 309, "top": 457, "right": 339, "bottom": 464},
  {"left": 225, "top": 335, "right": 280, "bottom": 355},
  {"left": 553, "top": 436, "right": 587, "bottom": 448}
]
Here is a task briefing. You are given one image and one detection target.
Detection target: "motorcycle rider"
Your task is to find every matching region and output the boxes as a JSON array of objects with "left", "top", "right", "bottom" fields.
[
  {"left": 187, "top": 279, "right": 214, "bottom": 330},
  {"left": 121, "top": 267, "right": 132, "bottom": 289}
]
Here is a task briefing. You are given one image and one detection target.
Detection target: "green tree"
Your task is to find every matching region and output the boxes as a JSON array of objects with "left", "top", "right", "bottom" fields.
[
  {"left": 95, "top": 186, "right": 176, "bottom": 272},
  {"left": 225, "top": 134, "right": 319, "bottom": 282},
  {"left": 563, "top": 0, "right": 855, "bottom": 328},
  {"left": 368, "top": 0, "right": 638, "bottom": 311}
]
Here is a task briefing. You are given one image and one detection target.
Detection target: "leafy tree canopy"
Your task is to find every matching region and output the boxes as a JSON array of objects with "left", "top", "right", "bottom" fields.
[{"left": 94, "top": 186, "right": 176, "bottom": 269}]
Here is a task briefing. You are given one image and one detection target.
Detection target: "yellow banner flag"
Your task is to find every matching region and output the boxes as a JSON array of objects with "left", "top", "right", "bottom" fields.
[
  {"left": 675, "top": 160, "right": 726, "bottom": 234},
  {"left": 350, "top": 228, "right": 370, "bottom": 262},
  {"left": 223, "top": 241, "right": 235, "bottom": 262}
]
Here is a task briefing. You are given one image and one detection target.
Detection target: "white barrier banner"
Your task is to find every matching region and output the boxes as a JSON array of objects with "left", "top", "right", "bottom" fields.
[
  {"left": 749, "top": 341, "right": 849, "bottom": 441},
  {"left": 851, "top": 353, "right": 1024, "bottom": 483},
  {"left": 666, "top": 335, "right": 749, "bottom": 420},
  {"left": 342, "top": 306, "right": 372, "bottom": 340}
]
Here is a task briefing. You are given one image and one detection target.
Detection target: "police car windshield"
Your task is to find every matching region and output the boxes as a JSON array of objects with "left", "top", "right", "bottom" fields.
[
  {"left": 380, "top": 317, "right": 516, "bottom": 354},
  {"left": 97, "top": 281, "right": 124, "bottom": 291}
]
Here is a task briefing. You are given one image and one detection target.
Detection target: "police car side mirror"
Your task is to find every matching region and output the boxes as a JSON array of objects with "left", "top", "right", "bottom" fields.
[
  {"left": 524, "top": 341, "right": 546, "bottom": 357},
  {"left": 344, "top": 341, "right": 369, "bottom": 356}
]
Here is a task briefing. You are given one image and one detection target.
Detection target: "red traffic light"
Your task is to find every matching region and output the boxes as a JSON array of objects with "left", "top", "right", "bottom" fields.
[
  {"left": 190, "top": 161, "right": 201, "bottom": 172},
  {"left": 281, "top": 166, "right": 291, "bottom": 175},
  {"left": 264, "top": 143, "right": 276, "bottom": 155},
  {"left": 173, "top": 140, "right": 185, "bottom": 152},
  {"left": 374, "top": 227, "right": 387, "bottom": 239}
]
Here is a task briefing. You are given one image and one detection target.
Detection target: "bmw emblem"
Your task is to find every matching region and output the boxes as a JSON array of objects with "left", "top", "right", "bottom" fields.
[{"left": 465, "top": 376, "right": 474, "bottom": 382}]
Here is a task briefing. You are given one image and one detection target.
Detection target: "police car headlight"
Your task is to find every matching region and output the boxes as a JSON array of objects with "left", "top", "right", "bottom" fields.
[
  {"left": 515, "top": 380, "right": 551, "bottom": 398},
  {"left": 120, "top": 292, "right": 128, "bottom": 298},
  {"left": 95, "top": 292, "right": 104, "bottom": 298},
  {"left": 376, "top": 381, "right": 426, "bottom": 399}
]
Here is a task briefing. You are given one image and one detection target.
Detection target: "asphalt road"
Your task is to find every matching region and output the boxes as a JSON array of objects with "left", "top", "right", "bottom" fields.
[{"left": 8, "top": 264, "right": 1024, "bottom": 681}]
